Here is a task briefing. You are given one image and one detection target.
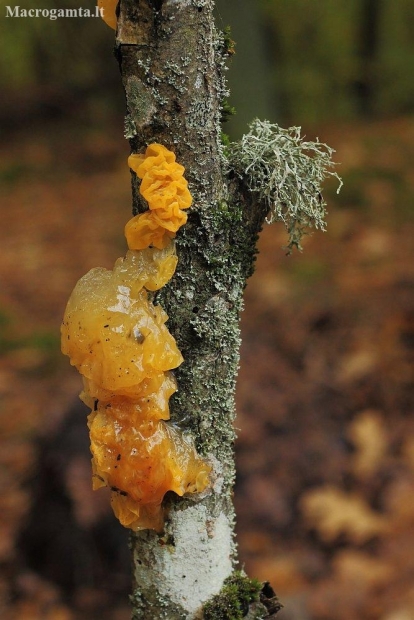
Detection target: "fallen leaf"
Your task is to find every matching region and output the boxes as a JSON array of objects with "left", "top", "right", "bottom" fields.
[
  {"left": 300, "top": 485, "right": 388, "bottom": 543},
  {"left": 348, "top": 409, "right": 388, "bottom": 479},
  {"left": 333, "top": 549, "right": 392, "bottom": 588}
]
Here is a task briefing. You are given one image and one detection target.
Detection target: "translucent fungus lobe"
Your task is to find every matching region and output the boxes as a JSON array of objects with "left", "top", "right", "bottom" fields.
[{"left": 88, "top": 408, "right": 210, "bottom": 531}]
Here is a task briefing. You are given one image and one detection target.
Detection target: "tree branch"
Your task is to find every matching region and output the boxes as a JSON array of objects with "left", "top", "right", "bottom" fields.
[{"left": 116, "top": 1, "right": 270, "bottom": 618}]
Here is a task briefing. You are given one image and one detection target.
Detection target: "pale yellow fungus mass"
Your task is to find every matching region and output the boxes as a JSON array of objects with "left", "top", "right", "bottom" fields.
[{"left": 61, "top": 145, "right": 210, "bottom": 531}]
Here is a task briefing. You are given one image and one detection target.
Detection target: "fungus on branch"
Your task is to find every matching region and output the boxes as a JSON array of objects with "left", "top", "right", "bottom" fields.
[
  {"left": 61, "top": 145, "right": 210, "bottom": 532},
  {"left": 125, "top": 143, "right": 193, "bottom": 250}
]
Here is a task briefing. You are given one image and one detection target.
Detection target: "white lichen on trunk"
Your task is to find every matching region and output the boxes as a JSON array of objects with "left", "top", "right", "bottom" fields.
[{"left": 132, "top": 505, "right": 233, "bottom": 618}]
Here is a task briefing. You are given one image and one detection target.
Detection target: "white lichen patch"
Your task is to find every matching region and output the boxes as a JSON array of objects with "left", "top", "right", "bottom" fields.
[
  {"left": 166, "top": 0, "right": 193, "bottom": 7},
  {"left": 134, "top": 505, "right": 233, "bottom": 617},
  {"left": 125, "top": 76, "right": 157, "bottom": 131}
]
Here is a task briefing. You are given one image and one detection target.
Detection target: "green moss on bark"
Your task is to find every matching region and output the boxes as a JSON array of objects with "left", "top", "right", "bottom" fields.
[{"left": 203, "top": 572, "right": 262, "bottom": 620}]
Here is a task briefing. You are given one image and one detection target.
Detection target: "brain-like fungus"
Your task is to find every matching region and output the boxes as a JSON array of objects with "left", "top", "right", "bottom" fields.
[
  {"left": 125, "top": 143, "right": 192, "bottom": 250},
  {"left": 61, "top": 146, "right": 210, "bottom": 531}
]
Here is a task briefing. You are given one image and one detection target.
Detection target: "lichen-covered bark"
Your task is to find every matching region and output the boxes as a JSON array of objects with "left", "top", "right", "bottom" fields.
[{"left": 116, "top": 1, "right": 269, "bottom": 617}]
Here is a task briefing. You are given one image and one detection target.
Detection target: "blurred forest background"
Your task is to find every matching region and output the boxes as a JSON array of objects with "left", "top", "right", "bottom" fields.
[{"left": 0, "top": 0, "right": 413, "bottom": 619}]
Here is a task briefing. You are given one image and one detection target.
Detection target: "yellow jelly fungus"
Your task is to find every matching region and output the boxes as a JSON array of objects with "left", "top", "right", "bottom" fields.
[
  {"left": 124, "top": 211, "right": 176, "bottom": 251},
  {"left": 125, "top": 144, "right": 192, "bottom": 251},
  {"left": 97, "top": 0, "right": 118, "bottom": 30},
  {"left": 61, "top": 249, "right": 183, "bottom": 394},
  {"left": 62, "top": 166, "right": 210, "bottom": 531},
  {"left": 81, "top": 372, "right": 178, "bottom": 422},
  {"left": 88, "top": 410, "right": 210, "bottom": 531}
]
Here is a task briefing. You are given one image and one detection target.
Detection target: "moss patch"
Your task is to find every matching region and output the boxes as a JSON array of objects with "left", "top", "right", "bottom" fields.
[{"left": 202, "top": 571, "right": 262, "bottom": 620}]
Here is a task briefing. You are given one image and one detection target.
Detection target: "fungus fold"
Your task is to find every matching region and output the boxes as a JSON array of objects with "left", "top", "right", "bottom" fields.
[
  {"left": 125, "top": 143, "right": 192, "bottom": 250},
  {"left": 61, "top": 145, "right": 210, "bottom": 531}
]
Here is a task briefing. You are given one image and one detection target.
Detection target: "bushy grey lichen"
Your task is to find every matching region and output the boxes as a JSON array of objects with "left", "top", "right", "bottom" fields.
[{"left": 224, "top": 119, "right": 342, "bottom": 252}]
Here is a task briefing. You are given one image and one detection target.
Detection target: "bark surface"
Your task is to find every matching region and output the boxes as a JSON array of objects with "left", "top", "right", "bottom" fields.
[{"left": 116, "top": 1, "right": 269, "bottom": 617}]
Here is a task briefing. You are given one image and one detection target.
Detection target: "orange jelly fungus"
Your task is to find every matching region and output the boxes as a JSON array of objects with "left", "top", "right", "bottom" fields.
[
  {"left": 125, "top": 143, "right": 192, "bottom": 251},
  {"left": 62, "top": 167, "right": 210, "bottom": 530},
  {"left": 97, "top": 0, "right": 118, "bottom": 30}
]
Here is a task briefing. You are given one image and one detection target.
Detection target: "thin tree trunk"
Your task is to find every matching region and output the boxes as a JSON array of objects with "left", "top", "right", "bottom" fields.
[
  {"left": 116, "top": 0, "right": 269, "bottom": 617},
  {"left": 355, "top": 0, "right": 382, "bottom": 117}
]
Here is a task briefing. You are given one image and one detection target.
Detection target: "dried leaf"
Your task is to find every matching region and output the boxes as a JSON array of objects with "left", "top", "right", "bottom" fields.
[
  {"left": 348, "top": 410, "right": 388, "bottom": 478},
  {"left": 300, "top": 485, "right": 388, "bottom": 543},
  {"left": 333, "top": 550, "right": 392, "bottom": 588}
]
